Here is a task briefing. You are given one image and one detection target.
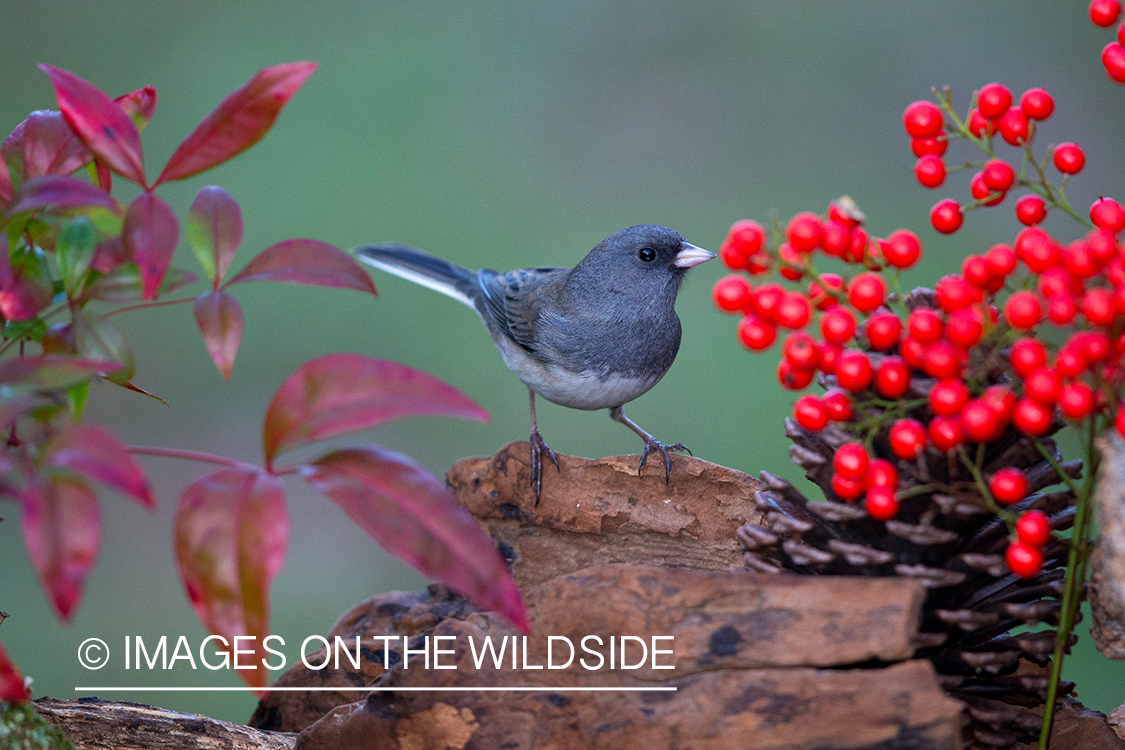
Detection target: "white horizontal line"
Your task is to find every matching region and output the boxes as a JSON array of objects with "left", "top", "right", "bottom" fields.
[{"left": 75, "top": 686, "right": 677, "bottom": 692}]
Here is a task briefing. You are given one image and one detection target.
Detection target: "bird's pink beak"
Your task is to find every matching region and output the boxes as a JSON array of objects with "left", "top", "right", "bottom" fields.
[{"left": 673, "top": 242, "right": 715, "bottom": 268}]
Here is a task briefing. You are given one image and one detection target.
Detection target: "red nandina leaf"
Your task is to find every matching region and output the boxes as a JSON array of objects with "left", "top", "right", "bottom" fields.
[
  {"left": 117, "top": 381, "right": 169, "bottom": 406},
  {"left": 0, "top": 145, "right": 11, "bottom": 206},
  {"left": 194, "top": 291, "right": 243, "bottom": 380},
  {"left": 0, "top": 641, "right": 30, "bottom": 702},
  {"left": 95, "top": 160, "right": 112, "bottom": 192},
  {"left": 225, "top": 238, "right": 376, "bottom": 294},
  {"left": 115, "top": 86, "right": 157, "bottom": 133},
  {"left": 46, "top": 423, "right": 154, "bottom": 508},
  {"left": 155, "top": 62, "right": 316, "bottom": 185},
  {"left": 187, "top": 186, "right": 242, "bottom": 286},
  {"left": 175, "top": 467, "right": 288, "bottom": 690},
  {"left": 39, "top": 64, "right": 146, "bottom": 186},
  {"left": 23, "top": 110, "right": 91, "bottom": 178},
  {"left": 5, "top": 175, "right": 122, "bottom": 218},
  {"left": 21, "top": 474, "right": 101, "bottom": 623},
  {"left": 302, "top": 446, "right": 528, "bottom": 631},
  {"left": 0, "top": 355, "right": 121, "bottom": 389},
  {"left": 123, "top": 192, "right": 179, "bottom": 301},
  {"left": 84, "top": 264, "right": 197, "bottom": 303},
  {"left": 261, "top": 354, "right": 489, "bottom": 464}
]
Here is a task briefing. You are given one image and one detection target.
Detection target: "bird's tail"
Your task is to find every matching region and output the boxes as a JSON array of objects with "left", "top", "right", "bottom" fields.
[{"left": 351, "top": 243, "right": 478, "bottom": 309}]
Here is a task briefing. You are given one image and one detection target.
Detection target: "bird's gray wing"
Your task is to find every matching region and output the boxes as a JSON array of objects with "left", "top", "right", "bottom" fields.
[{"left": 477, "top": 267, "right": 568, "bottom": 354}]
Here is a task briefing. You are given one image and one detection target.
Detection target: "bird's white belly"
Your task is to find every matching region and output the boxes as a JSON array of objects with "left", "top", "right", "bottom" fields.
[{"left": 493, "top": 336, "right": 660, "bottom": 410}]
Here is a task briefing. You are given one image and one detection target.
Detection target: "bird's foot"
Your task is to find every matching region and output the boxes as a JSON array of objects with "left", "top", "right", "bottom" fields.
[
  {"left": 529, "top": 427, "right": 560, "bottom": 503},
  {"left": 638, "top": 439, "right": 692, "bottom": 484}
]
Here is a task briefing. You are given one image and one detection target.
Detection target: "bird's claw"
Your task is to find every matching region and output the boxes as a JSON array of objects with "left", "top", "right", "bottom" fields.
[
  {"left": 529, "top": 428, "right": 559, "bottom": 503},
  {"left": 638, "top": 440, "right": 691, "bottom": 483}
]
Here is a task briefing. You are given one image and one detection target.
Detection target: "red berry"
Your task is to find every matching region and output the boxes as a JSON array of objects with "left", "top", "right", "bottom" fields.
[
  {"left": 914, "top": 155, "right": 946, "bottom": 188},
  {"left": 865, "top": 459, "right": 898, "bottom": 490},
  {"left": 738, "top": 314, "right": 777, "bottom": 350},
  {"left": 1062, "top": 240, "right": 1099, "bottom": 279},
  {"left": 793, "top": 394, "right": 828, "bottom": 431},
  {"left": 1117, "top": 407, "right": 1125, "bottom": 440},
  {"left": 1083, "top": 288, "right": 1116, "bottom": 326},
  {"left": 818, "top": 341, "right": 842, "bottom": 374},
  {"left": 1004, "top": 291, "right": 1042, "bottom": 329},
  {"left": 1013, "top": 397, "right": 1053, "bottom": 436},
  {"left": 1048, "top": 295, "right": 1078, "bottom": 325},
  {"left": 961, "top": 255, "right": 993, "bottom": 288},
  {"left": 821, "top": 307, "right": 857, "bottom": 344},
  {"left": 847, "top": 273, "right": 886, "bottom": 312},
  {"left": 820, "top": 221, "right": 852, "bottom": 258},
  {"left": 1120, "top": 20, "right": 1125, "bottom": 44},
  {"left": 985, "top": 243, "right": 1018, "bottom": 278},
  {"left": 902, "top": 100, "right": 944, "bottom": 138},
  {"left": 831, "top": 472, "right": 865, "bottom": 502},
  {"left": 865, "top": 312, "right": 902, "bottom": 351},
  {"left": 900, "top": 336, "right": 927, "bottom": 369},
  {"left": 713, "top": 275, "right": 753, "bottom": 313},
  {"left": 822, "top": 389, "right": 853, "bottom": 422},
  {"left": 945, "top": 307, "right": 983, "bottom": 347},
  {"left": 1016, "top": 510, "right": 1052, "bottom": 547},
  {"left": 777, "top": 358, "right": 815, "bottom": 390},
  {"left": 808, "top": 273, "right": 844, "bottom": 310},
  {"left": 1103, "top": 41, "right": 1125, "bottom": 82},
  {"left": 782, "top": 332, "right": 819, "bottom": 369},
  {"left": 923, "top": 341, "right": 964, "bottom": 380},
  {"left": 776, "top": 292, "right": 812, "bottom": 329},
  {"left": 1053, "top": 142, "right": 1085, "bottom": 174},
  {"left": 1059, "top": 382, "right": 1095, "bottom": 420},
  {"left": 883, "top": 229, "right": 922, "bottom": 268},
  {"left": 911, "top": 133, "right": 948, "bottom": 158},
  {"left": 1020, "top": 88, "right": 1054, "bottom": 121},
  {"left": 970, "top": 171, "right": 1005, "bottom": 207},
  {"left": 981, "top": 159, "right": 1016, "bottom": 192},
  {"left": 967, "top": 108, "right": 995, "bottom": 138},
  {"left": 864, "top": 487, "right": 899, "bottom": 521},
  {"left": 1010, "top": 338, "right": 1047, "bottom": 377},
  {"left": 786, "top": 212, "right": 823, "bottom": 252},
  {"left": 1006, "top": 541, "right": 1044, "bottom": 579},
  {"left": 928, "top": 415, "right": 963, "bottom": 451},
  {"left": 752, "top": 283, "right": 785, "bottom": 321},
  {"left": 843, "top": 226, "right": 869, "bottom": 264},
  {"left": 722, "top": 220, "right": 766, "bottom": 266},
  {"left": 1016, "top": 194, "right": 1048, "bottom": 225},
  {"left": 889, "top": 418, "right": 927, "bottom": 459},
  {"left": 1015, "top": 227, "right": 1061, "bottom": 273},
  {"left": 875, "top": 356, "right": 911, "bottom": 398},
  {"left": 907, "top": 308, "right": 943, "bottom": 344},
  {"left": 1088, "top": 229, "right": 1118, "bottom": 265},
  {"left": 833, "top": 442, "right": 869, "bottom": 479},
  {"left": 745, "top": 252, "right": 771, "bottom": 276},
  {"left": 929, "top": 379, "right": 969, "bottom": 415},
  {"left": 990, "top": 467, "right": 1028, "bottom": 504},
  {"left": 1091, "top": 0, "right": 1123, "bottom": 27},
  {"left": 835, "top": 350, "right": 873, "bottom": 392},
  {"left": 977, "top": 83, "right": 1012, "bottom": 120},
  {"left": 962, "top": 398, "right": 1002, "bottom": 443},
  {"left": 935, "top": 274, "right": 980, "bottom": 312},
  {"left": 1024, "top": 367, "right": 1061, "bottom": 404},
  {"left": 1076, "top": 331, "right": 1111, "bottom": 362},
  {"left": 998, "top": 107, "right": 1031, "bottom": 146},
  {"left": 778, "top": 242, "right": 808, "bottom": 281},
  {"left": 930, "top": 199, "right": 963, "bottom": 234},
  {"left": 1090, "top": 197, "right": 1125, "bottom": 233},
  {"left": 1055, "top": 345, "right": 1086, "bottom": 379}
]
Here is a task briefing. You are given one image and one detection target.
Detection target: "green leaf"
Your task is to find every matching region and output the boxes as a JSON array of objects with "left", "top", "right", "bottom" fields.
[
  {"left": 72, "top": 310, "right": 134, "bottom": 385},
  {"left": 57, "top": 216, "right": 96, "bottom": 297},
  {"left": 66, "top": 380, "right": 89, "bottom": 420},
  {"left": 2, "top": 318, "right": 47, "bottom": 342},
  {"left": 83, "top": 263, "right": 198, "bottom": 304}
]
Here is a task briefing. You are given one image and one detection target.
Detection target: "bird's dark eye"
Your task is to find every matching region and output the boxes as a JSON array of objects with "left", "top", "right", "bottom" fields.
[{"left": 638, "top": 247, "right": 656, "bottom": 262}]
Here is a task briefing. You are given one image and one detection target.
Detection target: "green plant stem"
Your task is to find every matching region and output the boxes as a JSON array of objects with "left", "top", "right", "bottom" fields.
[
  {"left": 104, "top": 296, "right": 196, "bottom": 318},
  {"left": 1037, "top": 417, "right": 1100, "bottom": 750}
]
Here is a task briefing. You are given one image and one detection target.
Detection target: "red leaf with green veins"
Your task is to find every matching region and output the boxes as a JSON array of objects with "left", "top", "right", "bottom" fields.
[
  {"left": 175, "top": 467, "right": 288, "bottom": 690},
  {"left": 194, "top": 291, "right": 244, "bottom": 380},
  {"left": 115, "top": 86, "right": 157, "bottom": 133},
  {"left": 261, "top": 354, "right": 489, "bottom": 464},
  {"left": 0, "top": 355, "right": 121, "bottom": 389},
  {"left": 39, "top": 64, "right": 146, "bottom": 186},
  {"left": 0, "top": 641, "right": 30, "bottom": 703},
  {"left": 46, "top": 423, "right": 154, "bottom": 509},
  {"left": 155, "top": 62, "right": 316, "bottom": 185},
  {"left": 21, "top": 474, "right": 101, "bottom": 623},
  {"left": 225, "top": 238, "right": 376, "bottom": 294},
  {"left": 187, "top": 186, "right": 242, "bottom": 286},
  {"left": 5, "top": 175, "right": 122, "bottom": 217},
  {"left": 302, "top": 446, "right": 528, "bottom": 632},
  {"left": 23, "top": 110, "right": 91, "bottom": 178},
  {"left": 123, "top": 192, "right": 179, "bottom": 301}
]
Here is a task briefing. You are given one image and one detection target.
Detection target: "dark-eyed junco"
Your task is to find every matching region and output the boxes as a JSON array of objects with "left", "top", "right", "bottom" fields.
[{"left": 352, "top": 225, "right": 714, "bottom": 498}]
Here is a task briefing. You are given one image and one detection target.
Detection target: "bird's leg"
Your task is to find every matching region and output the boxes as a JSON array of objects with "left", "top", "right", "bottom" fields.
[
  {"left": 528, "top": 389, "right": 559, "bottom": 502},
  {"left": 608, "top": 406, "right": 691, "bottom": 483}
]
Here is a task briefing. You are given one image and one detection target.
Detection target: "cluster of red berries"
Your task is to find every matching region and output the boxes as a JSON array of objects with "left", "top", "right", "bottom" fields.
[
  {"left": 1091, "top": 0, "right": 1125, "bottom": 81},
  {"left": 902, "top": 83, "right": 1092, "bottom": 236}
]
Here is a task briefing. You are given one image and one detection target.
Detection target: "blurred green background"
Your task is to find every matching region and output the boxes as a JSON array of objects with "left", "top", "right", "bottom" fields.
[{"left": 1, "top": 0, "right": 1123, "bottom": 725}]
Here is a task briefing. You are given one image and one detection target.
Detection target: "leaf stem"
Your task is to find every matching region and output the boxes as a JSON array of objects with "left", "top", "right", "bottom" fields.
[
  {"left": 104, "top": 296, "right": 196, "bottom": 318},
  {"left": 129, "top": 445, "right": 252, "bottom": 469}
]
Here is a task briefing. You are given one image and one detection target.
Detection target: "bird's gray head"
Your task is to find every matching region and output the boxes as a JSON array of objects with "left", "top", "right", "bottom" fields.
[{"left": 573, "top": 225, "right": 714, "bottom": 297}]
